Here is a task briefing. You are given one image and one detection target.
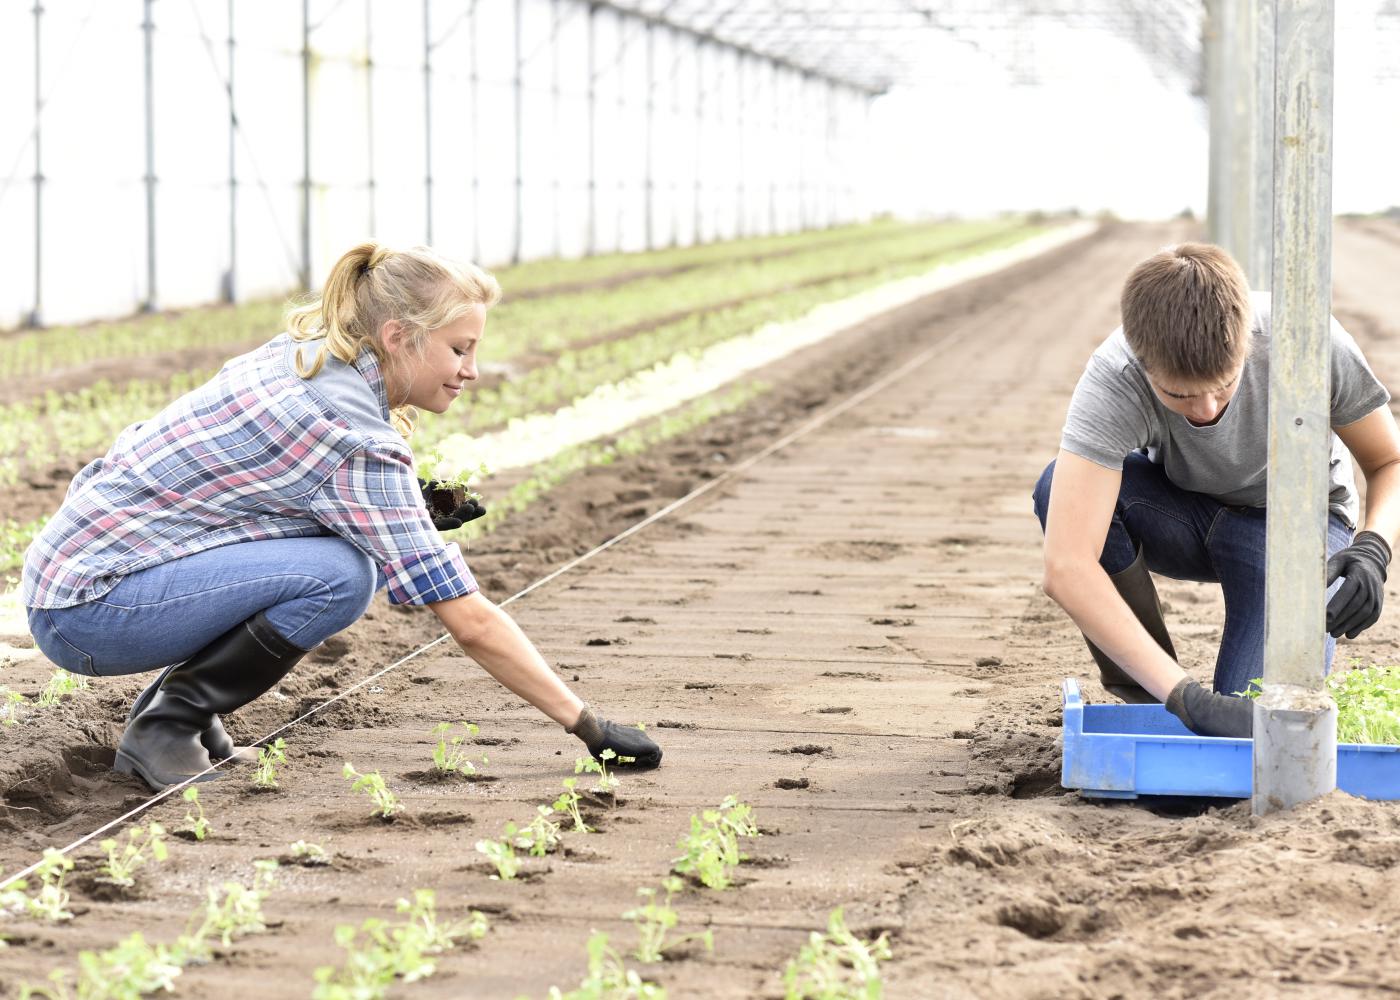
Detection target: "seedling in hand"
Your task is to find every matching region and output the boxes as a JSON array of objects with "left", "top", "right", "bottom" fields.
[
  {"left": 430, "top": 722, "right": 488, "bottom": 776},
  {"left": 37, "top": 671, "right": 86, "bottom": 708},
  {"left": 251, "top": 738, "right": 287, "bottom": 790},
  {"left": 99, "top": 823, "right": 168, "bottom": 888},
  {"left": 475, "top": 825, "right": 522, "bottom": 880},
  {"left": 553, "top": 778, "right": 591, "bottom": 833},
  {"left": 181, "top": 787, "right": 212, "bottom": 841},
  {"left": 782, "top": 907, "right": 891, "bottom": 1000},
  {"left": 624, "top": 876, "right": 714, "bottom": 964},
  {"left": 342, "top": 762, "right": 403, "bottom": 820}
]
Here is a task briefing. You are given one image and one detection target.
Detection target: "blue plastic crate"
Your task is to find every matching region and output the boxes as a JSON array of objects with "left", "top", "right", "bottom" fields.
[{"left": 1060, "top": 678, "right": 1400, "bottom": 800}]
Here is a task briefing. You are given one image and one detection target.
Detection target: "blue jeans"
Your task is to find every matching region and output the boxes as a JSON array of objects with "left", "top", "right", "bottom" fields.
[
  {"left": 1032, "top": 452, "right": 1353, "bottom": 696},
  {"left": 27, "top": 536, "right": 384, "bottom": 678}
]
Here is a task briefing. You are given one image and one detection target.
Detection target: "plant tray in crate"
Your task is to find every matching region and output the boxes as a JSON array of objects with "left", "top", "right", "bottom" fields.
[{"left": 1060, "top": 678, "right": 1400, "bottom": 800}]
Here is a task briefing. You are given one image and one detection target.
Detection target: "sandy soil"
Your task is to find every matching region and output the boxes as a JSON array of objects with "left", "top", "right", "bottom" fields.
[{"left": 5, "top": 219, "right": 1400, "bottom": 998}]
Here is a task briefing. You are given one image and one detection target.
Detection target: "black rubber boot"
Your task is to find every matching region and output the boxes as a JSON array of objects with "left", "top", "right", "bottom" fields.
[
  {"left": 114, "top": 612, "right": 307, "bottom": 790},
  {"left": 127, "top": 666, "right": 242, "bottom": 762},
  {"left": 1084, "top": 546, "right": 1177, "bottom": 704}
]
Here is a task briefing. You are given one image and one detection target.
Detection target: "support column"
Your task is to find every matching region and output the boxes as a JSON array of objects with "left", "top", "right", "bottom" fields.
[{"left": 1254, "top": 0, "right": 1338, "bottom": 817}]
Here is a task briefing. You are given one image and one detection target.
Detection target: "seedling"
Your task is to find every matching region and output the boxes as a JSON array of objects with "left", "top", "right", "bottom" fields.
[
  {"left": 545, "top": 931, "right": 667, "bottom": 1000},
  {"left": 430, "top": 721, "right": 488, "bottom": 776},
  {"left": 13, "top": 849, "right": 74, "bottom": 923},
  {"left": 576, "top": 750, "right": 620, "bottom": 801},
  {"left": 782, "top": 907, "right": 891, "bottom": 1000},
  {"left": 476, "top": 826, "right": 522, "bottom": 880},
  {"left": 1244, "top": 665, "right": 1400, "bottom": 745},
  {"left": 19, "top": 932, "right": 183, "bottom": 1000},
  {"left": 624, "top": 876, "right": 714, "bottom": 964},
  {"left": 36, "top": 671, "right": 87, "bottom": 708},
  {"left": 288, "top": 840, "right": 331, "bottom": 867},
  {"left": 251, "top": 738, "right": 287, "bottom": 790},
  {"left": 99, "top": 822, "right": 168, "bottom": 888},
  {"left": 342, "top": 762, "right": 403, "bottom": 820},
  {"left": 312, "top": 889, "right": 489, "bottom": 998},
  {"left": 514, "top": 805, "right": 563, "bottom": 857},
  {"left": 184, "top": 859, "right": 279, "bottom": 950},
  {"left": 0, "top": 687, "right": 26, "bottom": 725},
  {"left": 553, "top": 778, "right": 591, "bottom": 833},
  {"left": 672, "top": 796, "right": 759, "bottom": 890},
  {"left": 182, "top": 787, "right": 212, "bottom": 841}
]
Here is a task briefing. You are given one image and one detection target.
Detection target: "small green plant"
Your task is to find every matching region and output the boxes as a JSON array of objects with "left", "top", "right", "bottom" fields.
[
  {"left": 36, "top": 671, "right": 87, "bottom": 708},
  {"left": 576, "top": 750, "right": 620, "bottom": 801},
  {"left": 672, "top": 796, "right": 759, "bottom": 890},
  {"left": 99, "top": 822, "right": 169, "bottom": 888},
  {"left": 312, "top": 889, "right": 489, "bottom": 999},
  {"left": 624, "top": 876, "right": 714, "bottom": 964},
  {"left": 783, "top": 908, "right": 891, "bottom": 1000},
  {"left": 5, "top": 849, "right": 75, "bottom": 923},
  {"left": 429, "top": 721, "right": 488, "bottom": 776},
  {"left": 183, "top": 859, "right": 279, "bottom": 950},
  {"left": 19, "top": 932, "right": 184, "bottom": 999},
  {"left": 0, "top": 686, "right": 26, "bottom": 726},
  {"left": 182, "top": 787, "right": 212, "bottom": 841},
  {"left": 1243, "top": 665, "right": 1400, "bottom": 745},
  {"left": 553, "top": 777, "right": 591, "bottom": 833},
  {"left": 342, "top": 762, "right": 403, "bottom": 819},
  {"left": 251, "top": 737, "right": 287, "bottom": 790},
  {"left": 514, "top": 805, "right": 563, "bottom": 857},
  {"left": 476, "top": 825, "right": 522, "bottom": 881},
  {"left": 545, "top": 931, "right": 667, "bottom": 1000},
  {"left": 288, "top": 840, "right": 331, "bottom": 866}
]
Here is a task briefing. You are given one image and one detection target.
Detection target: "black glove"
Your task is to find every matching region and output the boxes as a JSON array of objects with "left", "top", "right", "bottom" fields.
[
  {"left": 567, "top": 705, "right": 663, "bottom": 769},
  {"left": 1326, "top": 530, "right": 1391, "bottom": 640},
  {"left": 1165, "top": 678, "right": 1253, "bottom": 738},
  {"left": 417, "top": 478, "right": 486, "bottom": 531}
]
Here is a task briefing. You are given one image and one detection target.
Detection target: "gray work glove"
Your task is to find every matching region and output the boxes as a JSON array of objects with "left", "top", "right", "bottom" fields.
[
  {"left": 1166, "top": 678, "right": 1253, "bottom": 738},
  {"left": 1326, "top": 530, "right": 1391, "bottom": 640},
  {"left": 567, "top": 704, "right": 663, "bottom": 769}
]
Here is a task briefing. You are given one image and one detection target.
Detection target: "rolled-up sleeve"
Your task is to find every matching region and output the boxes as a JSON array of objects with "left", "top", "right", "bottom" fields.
[{"left": 309, "top": 442, "right": 478, "bottom": 605}]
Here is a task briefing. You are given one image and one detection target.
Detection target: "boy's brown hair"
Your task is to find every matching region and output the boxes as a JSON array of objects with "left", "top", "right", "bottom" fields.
[{"left": 1120, "top": 242, "right": 1252, "bottom": 384}]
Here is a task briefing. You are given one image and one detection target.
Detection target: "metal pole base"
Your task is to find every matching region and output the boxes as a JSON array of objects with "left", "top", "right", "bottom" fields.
[{"left": 1252, "top": 683, "right": 1337, "bottom": 816}]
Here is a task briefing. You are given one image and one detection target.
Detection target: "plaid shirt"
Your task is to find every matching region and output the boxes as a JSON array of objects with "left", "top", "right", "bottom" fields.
[{"left": 22, "top": 333, "right": 477, "bottom": 609}]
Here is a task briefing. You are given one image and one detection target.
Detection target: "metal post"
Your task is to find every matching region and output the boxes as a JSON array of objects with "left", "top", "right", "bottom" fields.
[
  {"left": 512, "top": 0, "right": 523, "bottom": 263},
  {"left": 366, "top": 0, "right": 376, "bottom": 236},
  {"left": 224, "top": 0, "right": 236, "bottom": 302},
  {"left": 29, "top": 1, "right": 43, "bottom": 328},
  {"left": 424, "top": 0, "right": 433, "bottom": 243},
  {"left": 1205, "top": 0, "right": 1230, "bottom": 247},
  {"left": 1253, "top": 0, "right": 1338, "bottom": 817},
  {"left": 301, "top": 0, "right": 311, "bottom": 289},
  {"left": 643, "top": 19, "right": 654, "bottom": 251},
  {"left": 142, "top": 0, "right": 157, "bottom": 312},
  {"left": 1249, "top": 0, "right": 1276, "bottom": 290},
  {"left": 585, "top": 1, "right": 596, "bottom": 255}
]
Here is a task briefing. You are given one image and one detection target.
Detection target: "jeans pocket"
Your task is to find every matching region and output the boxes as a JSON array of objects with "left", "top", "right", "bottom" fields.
[{"left": 29, "top": 609, "right": 98, "bottom": 677}]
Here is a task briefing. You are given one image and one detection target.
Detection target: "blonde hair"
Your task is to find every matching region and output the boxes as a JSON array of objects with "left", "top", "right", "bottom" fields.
[
  {"left": 286, "top": 242, "right": 501, "bottom": 437},
  {"left": 1120, "top": 242, "right": 1252, "bottom": 384}
]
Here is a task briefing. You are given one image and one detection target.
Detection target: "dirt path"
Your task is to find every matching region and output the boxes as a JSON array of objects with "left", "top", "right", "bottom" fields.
[{"left": 8, "top": 221, "right": 1400, "bottom": 999}]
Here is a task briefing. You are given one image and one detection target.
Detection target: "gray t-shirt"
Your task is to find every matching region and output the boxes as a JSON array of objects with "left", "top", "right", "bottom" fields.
[{"left": 1061, "top": 291, "right": 1391, "bottom": 528}]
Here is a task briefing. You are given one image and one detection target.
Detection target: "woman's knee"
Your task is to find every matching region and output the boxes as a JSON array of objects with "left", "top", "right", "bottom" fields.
[{"left": 1031, "top": 460, "right": 1056, "bottom": 527}]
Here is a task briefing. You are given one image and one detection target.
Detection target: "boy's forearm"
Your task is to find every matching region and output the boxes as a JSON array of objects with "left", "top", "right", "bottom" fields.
[{"left": 1043, "top": 557, "right": 1187, "bottom": 700}]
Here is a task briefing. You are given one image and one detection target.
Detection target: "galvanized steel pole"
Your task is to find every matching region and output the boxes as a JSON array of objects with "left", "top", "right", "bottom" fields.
[
  {"left": 1253, "top": 0, "right": 1338, "bottom": 817},
  {"left": 1249, "top": 0, "right": 1276, "bottom": 290},
  {"left": 142, "top": 0, "right": 157, "bottom": 312}
]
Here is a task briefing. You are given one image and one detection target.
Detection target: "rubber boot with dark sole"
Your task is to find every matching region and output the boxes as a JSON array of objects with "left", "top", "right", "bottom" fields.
[
  {"left": 127, "top": 665, "right": 249, "bottom": 762},
  {"left": 115, "top": 612, "right": 307, "bottom": 790},
  {"left": 1084, "top": 546, "right": 1177, "bottom": 704}
]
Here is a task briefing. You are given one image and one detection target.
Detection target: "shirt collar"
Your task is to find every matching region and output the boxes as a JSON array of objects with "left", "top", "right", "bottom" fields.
[{"left": 352, "top": 346, "right": 392, "bottom": 420}]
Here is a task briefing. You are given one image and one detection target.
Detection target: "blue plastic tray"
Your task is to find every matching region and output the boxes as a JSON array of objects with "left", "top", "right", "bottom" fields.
[{"left": 1060, "top": 678, "right": 1400, "bottom": 800}]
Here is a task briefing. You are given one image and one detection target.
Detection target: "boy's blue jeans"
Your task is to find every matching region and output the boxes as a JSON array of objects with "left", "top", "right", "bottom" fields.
[
  {"left": 1032, "top": 452, "right": 1353, "bottom": 696},
  {"left": 27, "top": 536, "right": 385, "bottom": 678}
]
